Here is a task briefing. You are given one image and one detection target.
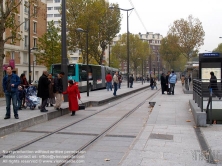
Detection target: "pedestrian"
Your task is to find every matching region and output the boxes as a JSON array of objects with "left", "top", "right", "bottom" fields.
[
  {"left": 208, "top": 71, "right": 221, "bottom": 100},
  {"left": 165, "top": 71, "right": 171, "bottom": 94},
  {"left": 168, "top": 71, "right": 177, "bottom": 95},
  {"left": 150, "top": 77, "right": 154, "bottom": 90},
  {"left": 46, "top": 73, "right": 55, "bottom": 107},
  {"left": 160, "top": 73, "right": 166, "bottom": 94},
  {"left": 105, "top": 72, "right": 112, "bottom": 91},
  {"left": 37, "top": 71, "right": 51, "bottom": 112},
  {"left": 17, "top": 85, "right": 24, "bottom": 110},
  {"left": 20, "top": 73, "right": 29, "bottom": 108},
  {"left": 63, "top": 80, "right": 81, "bottom": 116},
  {"left": 181, "top": 75, "right": 185, "bottom": 86},
  {"left": 129, "top": 75, "right": 134, "bottom": 88},
  {"left": 153, "top": 77, "right": 158, "bottom": 90},
  {"left": 53, "top": 71, "right": 65, "bottom": 110},
  {"left": 113, "top": 71, "right": 119, "bottom": 96},
  {"left": 2, "top": 66, "right": 20, "bottom": 119},
  {"left": 118, "top": 74, "right": 122, "bottom": 89}
]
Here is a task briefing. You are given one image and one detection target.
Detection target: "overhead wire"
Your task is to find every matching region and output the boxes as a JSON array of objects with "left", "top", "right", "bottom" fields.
[{"left": 128, "top": 0, "right": 148, "bottom": 33}]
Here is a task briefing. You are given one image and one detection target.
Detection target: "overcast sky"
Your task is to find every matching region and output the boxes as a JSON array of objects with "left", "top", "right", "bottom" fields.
[{"left": 108, "top": 0, "right": 222, "bottom": 53}]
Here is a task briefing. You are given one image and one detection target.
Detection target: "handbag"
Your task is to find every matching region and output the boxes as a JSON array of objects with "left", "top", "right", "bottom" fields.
[{"left": 78, "top": 100, "right": 85, "bottom": 110}]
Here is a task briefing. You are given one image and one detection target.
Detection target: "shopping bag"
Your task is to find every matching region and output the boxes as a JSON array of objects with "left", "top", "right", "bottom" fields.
[
  {"left": 78, "top": 100, "right": 85, "bottom": 110},
  {"left": 168, "top": 84, "right": 171, "bottom": 89}
]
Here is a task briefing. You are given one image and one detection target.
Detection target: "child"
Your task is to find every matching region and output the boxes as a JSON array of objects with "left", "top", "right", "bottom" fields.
[{"left": 17, "top": 85, "right": 24, "bottom": 110}]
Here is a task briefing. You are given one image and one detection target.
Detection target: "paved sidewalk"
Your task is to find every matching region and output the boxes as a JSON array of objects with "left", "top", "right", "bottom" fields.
[
  {"left": 0, "top": 82, "right": 150, "bottom": 137},
  {"left": 120, "top": 82, "right": 222, "bottom": 166}
]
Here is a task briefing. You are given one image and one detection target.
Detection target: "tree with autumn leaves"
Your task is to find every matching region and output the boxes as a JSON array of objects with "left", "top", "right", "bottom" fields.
[
  {"left": 36, "top": 21, "right": 61, "bottom": 70},
  {"left": 111, "top": 34, "right": 149, "bottom": 76},
  {"left": 160, "top": 15, "right": 205, "bottom": 71},
  {"left": 66, "top": 0, "right": 121, "bottom": 65}
]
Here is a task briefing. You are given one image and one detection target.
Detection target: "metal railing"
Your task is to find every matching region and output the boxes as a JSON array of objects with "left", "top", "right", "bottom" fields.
[{"left": 193, "top": 79, "right": 221, "bottom": 112}]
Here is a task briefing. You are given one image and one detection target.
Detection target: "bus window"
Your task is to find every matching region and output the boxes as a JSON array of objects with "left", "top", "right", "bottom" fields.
[
  {"left": 79, "top": 65, "right": 93, "bottom": 81},
  {"left": 68, "top": 65, "right": 75, "bottom": 76},
  {"left": 52, "top": 64, "right": 61, "bottom": 77}
]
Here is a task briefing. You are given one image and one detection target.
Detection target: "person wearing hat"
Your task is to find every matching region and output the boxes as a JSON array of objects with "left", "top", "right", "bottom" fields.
[{"left": 63, "top": 80, "right": 81, "bottom": 116}]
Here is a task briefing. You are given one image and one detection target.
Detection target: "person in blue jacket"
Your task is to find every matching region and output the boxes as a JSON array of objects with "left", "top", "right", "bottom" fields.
[
  {"left": 2, "top": 66, "right": 21, "bottom": 119},
  {"left": 168, "top": 71, "right": 177, "bottom": 95}
]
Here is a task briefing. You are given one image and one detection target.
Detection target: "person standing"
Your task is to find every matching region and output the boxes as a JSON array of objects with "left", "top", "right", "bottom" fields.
[
  {"left": 37, "top": 71, "right": 51, "bottom": 112},
  {"left": 118, "top": 74, "right": 122, "bottom": 89},
  {"left": 150, "top": 77, "right": 154, "bottom": 90},
  {"left": 53, "top": 71, "right": 65, "bottom": 110},
  {"left": 113, "top": 71, "right": 119, "bottom": 96},
  {"left": 46, "top": 73, "right": 55, "bottom": 107},
  {"left": 105, "top": 72, "right": 112, "bottom": 91},
  {"left": 17, "top": 85, "right": 24, "bottom": 110},
  {"left": 160, "top": 73, "right": 166, "bottom": 94},
  {"left": 63, "top": 80, "right": 81, "bottom": 116},
  {"left": 209, "top": 71, "right": 221, "bottom": 100},
  {"left": 165, "top": 71, "right": 171, "bottom": 94},
  {"left": 2, "top": 66, "right": 21, "bottom": 119},
  {"left": 20, "top": 73, "right": 29, "bottom": 108},
  {"left": 129, "top": 75, "right": 134, "bottom": 88},
  {"left": 168, "top": 71, "right": 177, "bottom": 95},
  {"left": 181, "top": 75, "right": 185, "bottom": 86}
]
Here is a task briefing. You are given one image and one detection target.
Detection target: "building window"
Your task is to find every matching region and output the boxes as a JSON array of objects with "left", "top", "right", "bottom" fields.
[
  {"left": 54, "top": 0, "right": 60, "bottom": 3},
  {"left": 33, "top": 22, "right": 37, "bottom": 33},
  {"left": 23, "top": 53, "right": 27, "bottom": 63},
  {"left": 153, "top": 35, "right": 155, "bottom": 39},
  {"left": 47, "top": 7, "right": 53, "bottom": 10},
  {"left": 33, "top": 38, "right": 37, "bottom": 47},
  {"left": 11, "top": 52, "right": 15, "bottom": 59},
  {"left": 54, "top": 14, "right": 61, "bottom": 17},
  {"left": 24, "top": 18, "right": 28, "bottom": 30},
  {"left": 33, "top": 6, "right": 37, "bottom": 17},
  {"left": 24, "top": 35, "right": 28, "bottom": 48},
  {"left": 24, "top": 1, "right": 29, "bottom": 13},
  {"left": 54, "top": 21, "right": 59, "bottom": 25},
  {"left": 47, "top": 14, "right": 53, "bottom": 17},
  {"left": 54, "top": 6, "right": 60, "bottom": 10}
]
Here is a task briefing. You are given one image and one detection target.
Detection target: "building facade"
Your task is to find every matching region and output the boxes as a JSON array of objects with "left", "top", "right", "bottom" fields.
[{"left": 4, "top": 0, "right": 47, "bottom": 81}]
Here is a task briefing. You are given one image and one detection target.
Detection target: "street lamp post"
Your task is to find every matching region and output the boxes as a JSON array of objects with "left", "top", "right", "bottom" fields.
[
  {"left": 109, "top": 6, "right": 134, "bottom": 88},
  {"left": 61, "top": 0, "right": 68, "bottom": 102},
  {"left": 76, "top": 28, "right": 89, "bottom": 97}
]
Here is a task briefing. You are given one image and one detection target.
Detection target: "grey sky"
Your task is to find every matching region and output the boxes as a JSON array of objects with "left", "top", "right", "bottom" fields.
[{"left": 108, "top": 0, "right": 222, "bottom": 53}]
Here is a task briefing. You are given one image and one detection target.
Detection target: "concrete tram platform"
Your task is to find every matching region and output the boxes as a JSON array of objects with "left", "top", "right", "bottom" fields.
[
  {"left": 0, "top": 82, "right": 150, "bottom": 137},
  {"left": 120, "top": 83, "right": 222, "bottom": 166}
]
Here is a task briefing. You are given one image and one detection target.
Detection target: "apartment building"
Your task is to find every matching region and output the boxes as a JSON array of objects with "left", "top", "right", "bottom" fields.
[{"left": 4, "top": 0, "right": 47, "bottom": 81}]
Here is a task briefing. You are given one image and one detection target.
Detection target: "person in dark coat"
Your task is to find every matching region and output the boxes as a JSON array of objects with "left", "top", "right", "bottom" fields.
[
  {"left": 165, "top": 71, "right": 170, "bottom": 94},
  {"left": 160, "top": 73, "right": 166, "bottom": 94},
  {"left": 20, "top": 73, "right": 29, "bottom": 108},
  {"left": 209, "top": 71, "right": 221, "bottom": 100},
  {"left": 37, "top": 71, "right": 51, "bottom": 112},
  {"left": 63, "top": 80, "right": 81, "bottom": 116},
  {"left": 150, "top": 77, "right": 154, "bottom": 90},
  {"left": 129, "top": 75, "right": 134, "bottom": 88},
  {"left": 46, "top": 73, "right": 55, "bottom": 107}
]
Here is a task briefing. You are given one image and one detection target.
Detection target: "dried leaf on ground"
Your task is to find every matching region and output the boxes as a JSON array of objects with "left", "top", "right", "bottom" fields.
[
  {"left": 186, "top": 120, "right": 191, "bottom": 122},
  {"left": 104, "top": 159, "right": 110, "bottom": 161}
]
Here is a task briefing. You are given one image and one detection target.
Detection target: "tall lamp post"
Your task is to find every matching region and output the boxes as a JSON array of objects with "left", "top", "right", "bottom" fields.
[
  {"left": 61, "top": 0, "right": 68, "bottom": 101},
  {"left": 76, "top": 28, "right": 89, "bottom": 97},
  {"left": 109, "top": 6, "right": 134, "bottom": 88}
]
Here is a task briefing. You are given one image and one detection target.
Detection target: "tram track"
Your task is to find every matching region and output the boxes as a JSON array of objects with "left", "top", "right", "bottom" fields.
[
  {"left": 58, "top": 89, "right": 160, "bottom": 166},
  {"left": 0, "top": 87, "right": 159, "bottom": 164}
]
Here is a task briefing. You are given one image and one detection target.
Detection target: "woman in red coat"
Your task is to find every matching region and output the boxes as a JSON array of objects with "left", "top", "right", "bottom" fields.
[{"left": 63, "top": 80, "right": 81, "bottom": 116}]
